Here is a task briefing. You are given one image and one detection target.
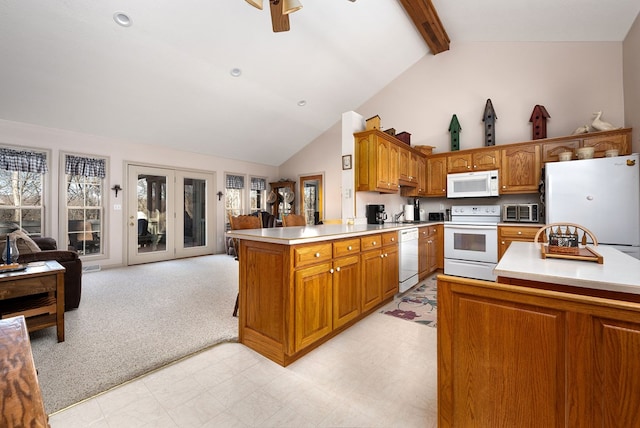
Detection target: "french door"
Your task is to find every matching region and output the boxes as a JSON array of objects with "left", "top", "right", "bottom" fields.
[{"left": 127, "top": 165, "right": 215, "bottom": 265}]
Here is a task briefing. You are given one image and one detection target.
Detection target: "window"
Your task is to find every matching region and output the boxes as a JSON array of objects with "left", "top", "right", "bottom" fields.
[
  {"left": 225, "top": 174, "right": 244, "bottom": 229},
  {"left": 250, "top": 177, "right": 267, "bottom": 213},
  {"left": 0, "top": 148, "right": 47, "bottom": 236},
  {"left": 65, "top": 154, "right": 105, "bottom": 256}
]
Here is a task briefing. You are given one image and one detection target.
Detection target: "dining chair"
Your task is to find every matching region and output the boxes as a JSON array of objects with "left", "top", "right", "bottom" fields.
[
  {"left": 228, "top": 214, "right": 262, "bottom": 317},
  {"left": 282, "top": 214, "right": 307, "bottom": 227}
]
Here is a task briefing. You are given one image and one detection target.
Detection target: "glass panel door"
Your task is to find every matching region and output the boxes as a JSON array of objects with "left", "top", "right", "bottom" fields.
[
  {"left": 175, "top": 170, "right": 215, "bottom": 258},
  {"left": 128, "top": 165, "right": 215, "bottom": 265},
  {"left": 128, "top": 165, "right": 175, "bottom": 265}
]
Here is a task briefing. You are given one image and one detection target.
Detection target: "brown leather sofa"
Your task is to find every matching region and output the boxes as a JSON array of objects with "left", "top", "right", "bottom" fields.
[{"left": 17, "top": 237, "right": 83, "bottom": 311}]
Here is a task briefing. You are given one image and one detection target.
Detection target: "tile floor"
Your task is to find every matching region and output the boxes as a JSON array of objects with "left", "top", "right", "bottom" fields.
[{"left": 49, "top": 312, "right": 438, "bottom": 427}]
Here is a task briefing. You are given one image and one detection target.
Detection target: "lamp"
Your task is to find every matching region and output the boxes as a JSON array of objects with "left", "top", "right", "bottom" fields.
[
  {"left": 282, "top": 0, "right": 302, "bottom": 14},
  {"left": 245, "top": 0, "right": 263, "bottom": 9}
]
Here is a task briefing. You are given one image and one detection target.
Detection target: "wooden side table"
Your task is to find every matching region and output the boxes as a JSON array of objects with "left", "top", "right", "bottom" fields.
[
  {"left": 0, "top": 316, "right": 50, "bottom": 427},
  {"left": 0, "top": 261, "right": 65, "bottom": 342}
]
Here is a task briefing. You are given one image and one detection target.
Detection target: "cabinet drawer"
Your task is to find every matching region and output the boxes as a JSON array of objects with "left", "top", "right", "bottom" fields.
[
  {"left": 333, "top": 238, "right": 360, "bottom": 258},
  {"left": 293, "top": 243, "right": 332, "bottom": 267},
  {"left": 499, "top": 226, "right": 540, "bottom": 240},
  {"left": 0, "top": 276, "right": 56, "bottom": 300},
  {"left": 382, "top": 232, "right": 398, "bottom": 246},
  {"left": 419, "top": 226, "right": 437, "bottom": 239},
  {"left": 361, "top": 234, "right": 382, "bottom": 251}
]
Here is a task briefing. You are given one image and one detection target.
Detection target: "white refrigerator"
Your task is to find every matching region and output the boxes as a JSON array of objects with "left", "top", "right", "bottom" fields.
[{"left": 545, "top": 153, "right": 640, "bottom": 259}]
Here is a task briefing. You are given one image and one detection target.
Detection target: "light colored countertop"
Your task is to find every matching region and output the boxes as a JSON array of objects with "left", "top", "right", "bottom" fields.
[
  {"left": 227, "top": 222, "right": 440, "bottom": 245},
  {"left": 495, "top": 241, "right": 640, "bottom": 295}
]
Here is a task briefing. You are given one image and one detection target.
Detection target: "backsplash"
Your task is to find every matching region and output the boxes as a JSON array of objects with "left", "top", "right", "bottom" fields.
[{"left": 355, "top": 191, "right": 542, "bottom": 223}]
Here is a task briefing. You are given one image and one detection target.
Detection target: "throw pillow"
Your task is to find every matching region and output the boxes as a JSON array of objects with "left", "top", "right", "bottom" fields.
[{"left": 0, "top": 229, "right": 42, "bottom": 256}]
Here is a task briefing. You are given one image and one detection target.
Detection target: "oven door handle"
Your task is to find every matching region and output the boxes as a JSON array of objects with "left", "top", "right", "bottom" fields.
[{"left": 445, "top": 224, "right": 497, "bottom": 230}]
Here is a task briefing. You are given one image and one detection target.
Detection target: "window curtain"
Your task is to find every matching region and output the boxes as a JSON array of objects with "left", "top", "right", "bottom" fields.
[
  {"left": 65, "top": 155, "right": 106, "bottom": 178},
  {"left": 250, "top": 177, "right": 266, "bottom": 191},
  {"left": 0, "top": 148, "right": 48, "bottom": 174},
  {"left": 226, "top": 174, "right": 245, "bottom": 189}
]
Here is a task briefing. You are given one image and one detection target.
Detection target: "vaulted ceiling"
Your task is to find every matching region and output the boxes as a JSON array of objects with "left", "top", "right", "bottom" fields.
[{"left": 0, "top": 1, "right": 638, "bottom": 166}]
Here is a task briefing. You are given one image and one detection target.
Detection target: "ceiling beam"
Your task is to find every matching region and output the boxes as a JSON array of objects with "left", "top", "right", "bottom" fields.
[{"left": 398, "top": 0, "right": 450, "bottom": 54}]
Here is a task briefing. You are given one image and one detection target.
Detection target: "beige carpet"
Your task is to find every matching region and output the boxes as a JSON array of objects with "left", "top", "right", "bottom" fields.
[{"left": 29, "top": 254, "right": 239, "bottom": 414}]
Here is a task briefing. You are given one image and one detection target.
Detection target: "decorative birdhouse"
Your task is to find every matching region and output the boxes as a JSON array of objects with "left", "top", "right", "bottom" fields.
[
  {"left": 448, "top": 114, "right": 461, "bottom": 151},
  {"left": 365, "top": 115, "right": 381, "bottom": 130},
  {"left": 529, "top": 105, "right": 550, "bottom": 140},
  {"left": 483, "top": 99, "right": 497, "bottom": 146}
]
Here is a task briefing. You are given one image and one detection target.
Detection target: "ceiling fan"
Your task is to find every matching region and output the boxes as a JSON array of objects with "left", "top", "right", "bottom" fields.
[{"left": 245, "top": 0, "right": 303, "bottom": 33}]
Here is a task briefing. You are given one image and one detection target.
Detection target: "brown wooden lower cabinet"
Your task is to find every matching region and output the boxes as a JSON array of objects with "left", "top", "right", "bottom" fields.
[
  {"left": 438, "top": 274, "right": 640, "bottom": 427},
  {"left": 238, "top": 232, "right": 398, "bottom": 366}
]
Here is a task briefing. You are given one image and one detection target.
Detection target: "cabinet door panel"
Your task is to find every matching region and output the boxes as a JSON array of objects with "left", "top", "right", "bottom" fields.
[
  {"left": 447, "top": 153, "right": 472, "bottom": 173},
  {"left": 472, "top": 149, "right": 500, "bottom": 170},
  {"left": 582, "top": 134, "right": 630, "bottom": 157},
  {"left": 427, "top": 155, "right": 447, "bottom": 196},
  {"left": 294, "top": 262, "right": 333, "bottom": 351},
  {"left": 382, "top": 245, "right": 399, "bottom": 299},
  {"left": 333, "top": 255, "right": 360, "bottom": 328},
  {"left": 595, "top": 318, "right": 640, "bottom": 426},
  {"left": 542, "top": 140, "right": 580, "bottom": 162},
  {"left": 500, "top": 144, "right": 541, "bottom": 193},
  {"left": 443, "top": 284, "right": 566, "bottom": 427},
  {"left": 361, "top": 249, "right": 382, "bottom": 312}
]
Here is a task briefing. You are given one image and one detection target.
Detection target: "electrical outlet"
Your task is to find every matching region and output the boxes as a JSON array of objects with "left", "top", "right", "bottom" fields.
[
  {"left": 439, "top": 203, "right": 444, "bottom": 210},
  {"left": 114, "top": 204, "right": 122, "bottom": 211}
]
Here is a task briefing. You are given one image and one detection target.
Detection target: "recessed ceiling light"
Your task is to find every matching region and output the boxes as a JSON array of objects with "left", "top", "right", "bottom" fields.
[
  {"left": 297, "top": 100, "right": 307, "bottom": 107},
  {"left": 113, "top": 12, "right": 132, "bottom": 27},
  {"left": 230, "top": 68, "right": 242, "bottom": 77}
]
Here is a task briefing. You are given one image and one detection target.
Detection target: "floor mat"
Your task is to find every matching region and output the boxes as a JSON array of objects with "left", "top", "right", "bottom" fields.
[{"left": 381, "top": 275, "right": 438, "bottom": 328}]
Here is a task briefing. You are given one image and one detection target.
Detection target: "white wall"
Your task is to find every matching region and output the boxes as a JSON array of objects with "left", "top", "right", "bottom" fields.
[
  {"left": 0, "top": 119, "right": 278, "bottom": 267},
  {"left": 281, "top": 41, "right": 626, "bottom": 221},
  {"left": 624, "top": 13, "right": 640, "bottom": 153}
]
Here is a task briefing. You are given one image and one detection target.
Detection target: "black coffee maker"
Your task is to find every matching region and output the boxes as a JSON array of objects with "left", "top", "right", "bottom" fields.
[{"left": 366, "top": 204, "right": 387, "bottom": 224}]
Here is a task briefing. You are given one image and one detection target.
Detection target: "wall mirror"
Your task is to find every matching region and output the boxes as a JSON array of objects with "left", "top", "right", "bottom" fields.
[{"left": 300, "top": 174, "right": 323, "bottom": 225}]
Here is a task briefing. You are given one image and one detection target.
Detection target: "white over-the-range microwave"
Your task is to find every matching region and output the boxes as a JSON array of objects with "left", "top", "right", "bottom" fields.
[{"left": 447, "top": 170, "right": 499, "bottom": 198}]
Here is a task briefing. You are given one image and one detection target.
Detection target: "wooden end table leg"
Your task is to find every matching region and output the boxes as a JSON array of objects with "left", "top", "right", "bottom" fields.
[{"left": 56, "top": 271, "right": 65, "bottom": 342}]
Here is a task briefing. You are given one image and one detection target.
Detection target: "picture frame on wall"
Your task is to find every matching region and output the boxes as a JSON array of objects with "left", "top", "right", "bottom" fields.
[{"left": 342, "top": 155, "right": 352, "bottom": 170}]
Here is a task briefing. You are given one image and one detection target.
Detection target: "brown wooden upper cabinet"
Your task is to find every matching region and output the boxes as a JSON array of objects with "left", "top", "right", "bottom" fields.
[
  {"left": 355, "top": 130, "right": 400, "bottom": 193},
  {"left": 426, "top": 153, "right": 448, "bottom": 197},
  {"left": 582, "top": 131, "right": 630, "bottom": 157},
  {"left": 398, "top": 145, "right": 418, "bottom": 187},
  {"left": 356, "top": 128, "right": 631, "bottom": 197},
  {"left": 447, "top": 148, "right": 500, "bottom": 173},
  {"left": 500, "top": 144, "right": 541, "bottom": 194}
]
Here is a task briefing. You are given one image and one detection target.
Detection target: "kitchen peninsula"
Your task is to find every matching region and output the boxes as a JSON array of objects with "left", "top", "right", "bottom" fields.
[
  {"left": 227, "top": 222, "right": 437, "bottom": 366},
  {"left": 438, "top": 242, "right": 640, "bottom": 427}
]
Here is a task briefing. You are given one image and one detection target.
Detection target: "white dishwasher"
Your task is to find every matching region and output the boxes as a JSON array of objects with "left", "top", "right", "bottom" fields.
[{"left": 399, "top": 228, "right": 419, "bottom": 293}]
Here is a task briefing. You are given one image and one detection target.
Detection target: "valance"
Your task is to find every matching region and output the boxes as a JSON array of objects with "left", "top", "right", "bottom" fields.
[
  {"left": 226, "top": 174, "right": 244, "bottom": 189},
  {"left": 65, "top": 155, "right": 106, "bottom": 178},
  {"left": 0, "top": 148, "right": 48, "bottom": 174},
  {"left": 250, "top": 177, "right": 266, "bottom": 191}
]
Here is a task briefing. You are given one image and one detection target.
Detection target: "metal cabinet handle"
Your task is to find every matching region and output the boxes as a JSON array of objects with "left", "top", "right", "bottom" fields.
[
  {"left": 315, "top": 252, "right": 321, "bottom": 257},
  {"left": 347, "top": 245, "right": 352, "bottom": 250},
  {"left": 372, "top": 241, "right": 377, "bottom": 246},
  {"left": 336, "top": 267, "right": 341, "bottom": 272},
  {"left": 517, "top": 231, "right": 522, "bottom": 235},
  {"left": 330, "top": 268, "right": 334, "bottom": 274}
]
